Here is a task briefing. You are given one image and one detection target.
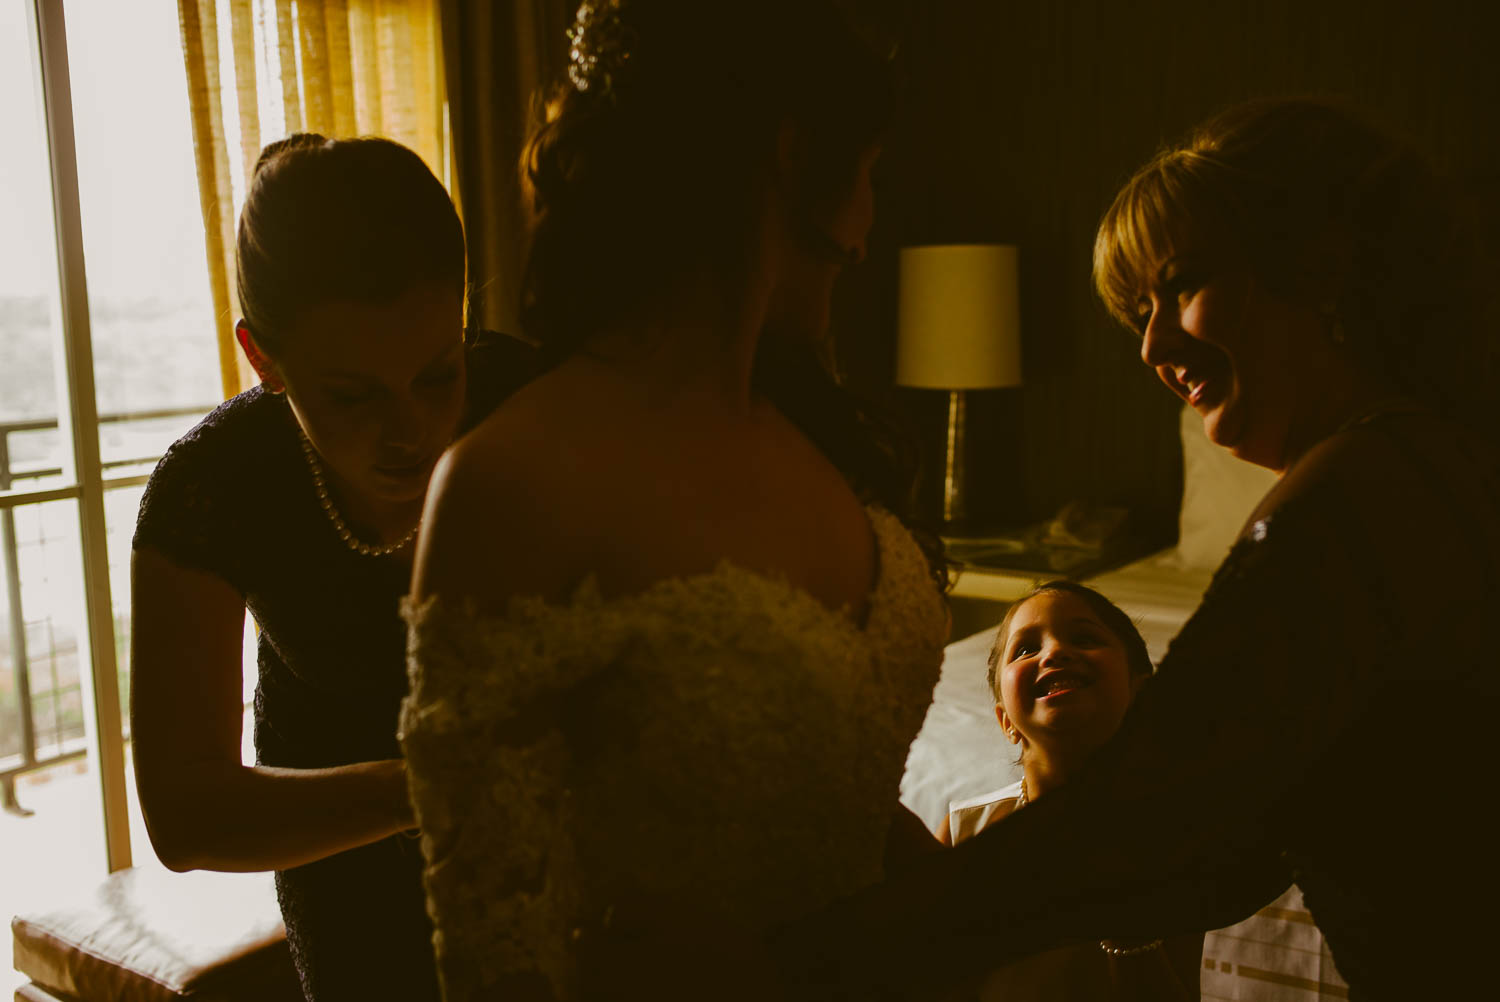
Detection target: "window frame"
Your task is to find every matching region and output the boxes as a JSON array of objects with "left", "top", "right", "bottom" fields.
[{"left": 8, "top": 0, "right": 133, "bottom": 873}]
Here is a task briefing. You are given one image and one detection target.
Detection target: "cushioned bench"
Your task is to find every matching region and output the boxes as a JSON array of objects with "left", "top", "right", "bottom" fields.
[{"left": 10, "top": 866, "right": 302, "bottom": 1002}]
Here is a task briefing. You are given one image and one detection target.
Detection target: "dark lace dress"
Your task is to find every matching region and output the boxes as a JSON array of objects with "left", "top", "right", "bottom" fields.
[
  {"left": 780, "top": 411, "right": 1500, "bottom": 1002},
  {"left": 132, "top": 332, "right": 538, "bottom": 1002}
]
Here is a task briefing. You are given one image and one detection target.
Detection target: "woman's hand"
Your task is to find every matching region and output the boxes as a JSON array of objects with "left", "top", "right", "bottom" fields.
[{"left": 131, "top": 546, "right": 419, "bottom": 872}]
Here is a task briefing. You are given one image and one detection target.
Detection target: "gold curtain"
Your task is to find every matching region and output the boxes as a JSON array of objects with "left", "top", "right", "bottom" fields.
[
  {"left": 177, "top": 0, "right": 447, "bottom": 398},
  {"left": 439, "top": 0, "right": 569, "bottom": 336}
]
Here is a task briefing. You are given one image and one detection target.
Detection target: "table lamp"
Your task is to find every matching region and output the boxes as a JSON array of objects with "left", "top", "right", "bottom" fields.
[{"left": 896, "top": 243, "right": 1022, "bottom": 526}]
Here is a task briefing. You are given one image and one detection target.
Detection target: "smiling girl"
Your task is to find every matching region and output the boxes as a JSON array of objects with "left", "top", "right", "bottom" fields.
[{"left": 936, "top": 582, "right": 1201, "bottom": 1001}]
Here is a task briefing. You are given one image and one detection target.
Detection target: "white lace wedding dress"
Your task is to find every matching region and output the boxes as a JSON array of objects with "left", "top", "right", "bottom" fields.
[{"left": 399, "top": 506, "right": 947, "bottom": 1000}]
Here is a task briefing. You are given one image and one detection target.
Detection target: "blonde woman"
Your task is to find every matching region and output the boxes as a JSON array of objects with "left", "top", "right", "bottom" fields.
[{"left": 774, "top": 97, "right": 1499, "bottom": 1001}]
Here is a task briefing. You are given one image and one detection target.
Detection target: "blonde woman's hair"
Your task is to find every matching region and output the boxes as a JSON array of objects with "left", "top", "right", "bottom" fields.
[
  {"left": 1092, "top": 97, "right": 1491, "bottom": 433},
  {"left": 1092, "top": 143, "right": 1237, "bottom": 332}
]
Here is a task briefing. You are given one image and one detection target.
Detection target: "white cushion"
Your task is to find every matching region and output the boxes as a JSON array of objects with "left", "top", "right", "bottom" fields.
[{"left": 1168, "top": 404, "right": 1278, "bottom": 571}]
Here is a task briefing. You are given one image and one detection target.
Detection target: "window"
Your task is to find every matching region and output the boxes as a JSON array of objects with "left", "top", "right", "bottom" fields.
[
  {"left": 1, "top": 1, "right": 222, "bottom": 987},
  {"left": 3, "top": 2, "right": 450, "bottom": 989}
]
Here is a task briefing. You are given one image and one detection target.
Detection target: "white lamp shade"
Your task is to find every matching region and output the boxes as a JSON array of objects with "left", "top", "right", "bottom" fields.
[{"left": 896, "top": 244, "right": 1022, "bottom": 389}]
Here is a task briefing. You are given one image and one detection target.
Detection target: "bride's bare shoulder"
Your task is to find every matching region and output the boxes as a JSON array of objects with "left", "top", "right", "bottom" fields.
[{"left": 411, "top": 368, "right": 615, "bottom": 609}]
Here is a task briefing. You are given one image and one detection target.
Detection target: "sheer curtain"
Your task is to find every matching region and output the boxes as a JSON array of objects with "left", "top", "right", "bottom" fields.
[{"left": 177, "top": 0, "right": 446, "bottom": 398}]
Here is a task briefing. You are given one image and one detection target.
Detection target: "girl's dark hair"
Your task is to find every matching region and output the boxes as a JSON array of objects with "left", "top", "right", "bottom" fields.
[
  {"left": 236, "top": 134, "right": 464, "bottom": 353},
  {"left": 1094, "top": 96, "right": 1494, "bottom": 441},
  {"left": 521, "top": 0, "right": 945, "bottom": 587},
  {"left": 986, "top": 581, "right": 1153, "bottom": 701}
]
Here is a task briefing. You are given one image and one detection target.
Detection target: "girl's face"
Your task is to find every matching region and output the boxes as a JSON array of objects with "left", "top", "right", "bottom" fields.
[
  {"left": 1134, "top": 247, "right": 1332, "bottom": 472},
  {"left": 271, "top": 280, "right": 466, "bottom": 511},
  {"left": 995, "top": 590, "right": 1144, "bottom": 761}
]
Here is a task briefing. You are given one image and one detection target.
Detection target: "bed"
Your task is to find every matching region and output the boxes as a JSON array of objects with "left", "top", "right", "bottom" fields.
[{"left": 900, "top": 406, "right": 1350, "bottom": 1000}]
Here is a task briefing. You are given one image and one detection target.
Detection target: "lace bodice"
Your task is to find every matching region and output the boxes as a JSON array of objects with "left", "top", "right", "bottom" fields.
[{"left": 400, "top": 506, "right": 947, "bottom": 1000}]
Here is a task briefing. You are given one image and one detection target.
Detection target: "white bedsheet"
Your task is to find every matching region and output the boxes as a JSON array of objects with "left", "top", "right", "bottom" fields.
[
  {"left": 1084, "top": 550, "right": 1217, "bottom": 664},
  {"left": 899, "top": 623, "right": 1021, "bottom": 831}
]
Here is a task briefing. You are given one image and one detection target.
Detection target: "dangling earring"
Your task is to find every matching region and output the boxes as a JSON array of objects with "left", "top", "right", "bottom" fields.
[
  {"left": 235, "top": 319, "right": 285, "bottom": 394},
  {"left": 256, "top": 366, "right": 286, "bottom": 395}
]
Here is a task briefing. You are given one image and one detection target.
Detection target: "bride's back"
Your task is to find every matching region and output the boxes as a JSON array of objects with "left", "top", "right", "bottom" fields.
[
  {"left": 411, "top": 0, "right": 916, "bottom": 624},
  {"left": 417, "top": 346, "right": 880, "bottom": 622},
  {"left": 398, "top": 7, "right": 952, "bottom": 997}
]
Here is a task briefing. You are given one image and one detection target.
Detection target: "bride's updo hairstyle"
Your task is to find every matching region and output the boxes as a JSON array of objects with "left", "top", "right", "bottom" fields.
[
  {"left": 1093, "top": 97, "right": 1492, "bottom": 439},
  {"left": 236, "top": 134, "right": 465, "bottom": 355},
  {"left": 521, "top": 0, "right": 893, "bottom": 355}
]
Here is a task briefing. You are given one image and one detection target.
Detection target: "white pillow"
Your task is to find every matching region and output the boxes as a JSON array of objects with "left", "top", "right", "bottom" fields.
[{"left": 1170, "top": 404, "right": 1278, "bottom": 571}]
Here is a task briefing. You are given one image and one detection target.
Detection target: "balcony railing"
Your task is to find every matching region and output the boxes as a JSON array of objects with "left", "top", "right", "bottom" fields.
[{"left": 0, "top": 404, "right": 213, "bottom": 816}]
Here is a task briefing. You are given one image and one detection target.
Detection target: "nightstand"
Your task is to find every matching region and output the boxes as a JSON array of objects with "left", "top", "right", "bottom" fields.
[
  {"left": 946, "top": 537, "right": 1091, "bottom": 601},
  {"left": 943, "top": 527, "right": 1168, "bottom": 639}
]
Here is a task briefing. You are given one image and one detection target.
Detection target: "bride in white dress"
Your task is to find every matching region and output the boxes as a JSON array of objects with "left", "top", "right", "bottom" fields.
[{"left": 399, "top": 2, "right": 950, "bottom": 998}]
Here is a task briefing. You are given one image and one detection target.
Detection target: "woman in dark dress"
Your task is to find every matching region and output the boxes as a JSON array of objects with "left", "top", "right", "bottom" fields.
[
  {"left": 769, "top": 98, "right": 1499, "bottom": 1000},
  {"left": 130, "top": 135, "right": 534, "bottom": 1001}
]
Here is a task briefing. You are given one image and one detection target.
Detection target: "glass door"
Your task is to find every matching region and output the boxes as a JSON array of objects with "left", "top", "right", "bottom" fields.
[{"left": 1, "top": 1, "right": 223, "bottom": 988}]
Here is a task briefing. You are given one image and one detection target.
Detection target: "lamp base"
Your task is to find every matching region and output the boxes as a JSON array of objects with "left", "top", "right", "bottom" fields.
[{"left": 941, "top": 389, "right": 968, "bottom": 525}]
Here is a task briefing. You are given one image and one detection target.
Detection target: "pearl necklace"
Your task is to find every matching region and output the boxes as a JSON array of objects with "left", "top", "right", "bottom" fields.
[
  {"left": 1099, "top": 937, "right": 1163, "bottom": 956},
  {"left": 1015, "top": 775, "right": 1162, "bottom": 957},
  {"left": 299, "top": 432, "right": 419, "bottom": 557}
]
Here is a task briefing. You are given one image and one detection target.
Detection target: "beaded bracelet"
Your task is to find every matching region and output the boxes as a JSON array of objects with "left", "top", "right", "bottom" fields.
[{"left": 1098, "top": 938, "right": 1163, "bottom": 956}]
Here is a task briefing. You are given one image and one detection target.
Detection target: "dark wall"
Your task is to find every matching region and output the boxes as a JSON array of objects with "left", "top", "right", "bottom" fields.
[{"left": 833, "top": 0, "right": 1500, "bottom": 533}]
